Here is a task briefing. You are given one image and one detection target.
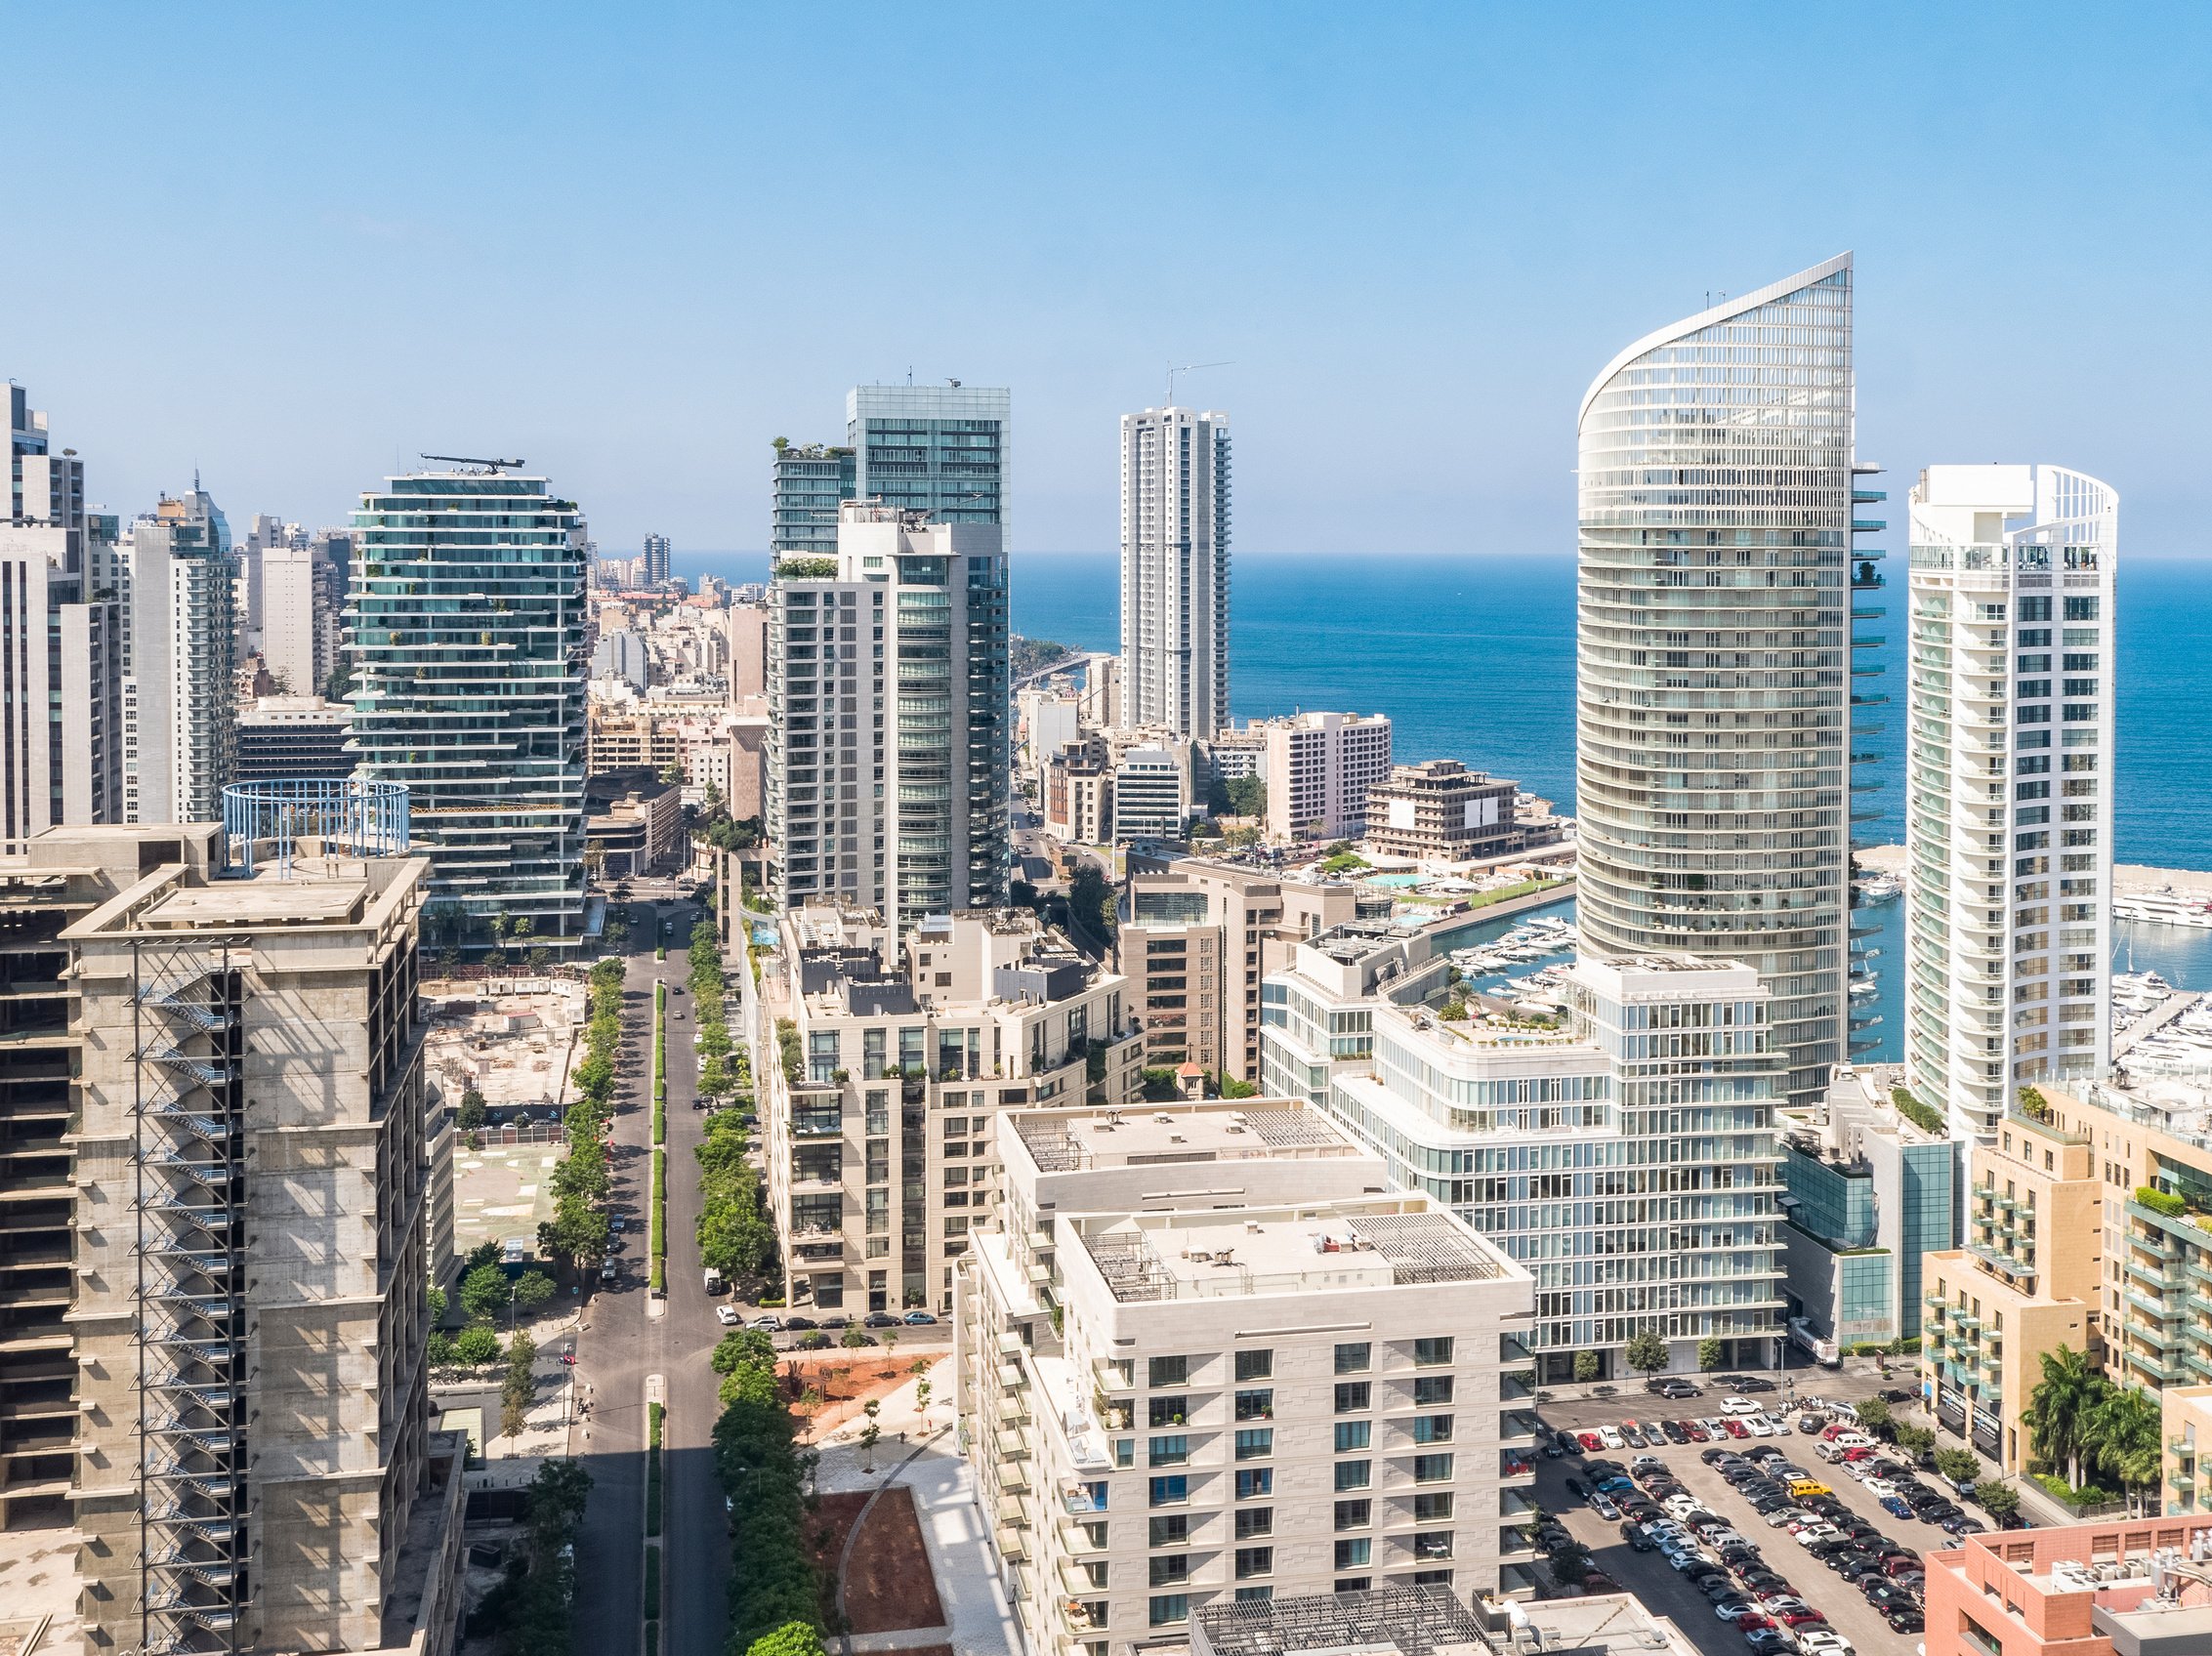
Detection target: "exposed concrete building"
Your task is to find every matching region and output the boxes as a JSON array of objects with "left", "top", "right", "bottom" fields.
[
  {"left": 958, "top": 1097, "right": 1540, "bottom": 1644},
  {"left": 1257, "top": 712, "right": 1393, "bottom": 844},
  {"left": 585, "top": 766, "right": 686, "bottom": 876},
  {"left": 767, "top": 903, "right": 1143, "bottom": 1314},
  {"left": 63, "top": 827, "right": 452, "bottom": 1655}
]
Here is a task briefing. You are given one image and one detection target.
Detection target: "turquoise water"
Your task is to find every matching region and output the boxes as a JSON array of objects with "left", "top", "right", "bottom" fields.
[{"left": 675, "top": 547, "right": 2212, "bottom": 1044}]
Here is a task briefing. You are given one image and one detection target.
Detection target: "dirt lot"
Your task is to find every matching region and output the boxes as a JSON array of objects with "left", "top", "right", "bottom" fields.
[
  {"left": 805, "top": 1487, "right": 946, "bottom": 1634},
  {"left": 785, "top": 1354, "right": 924, "bottom": 1441}
]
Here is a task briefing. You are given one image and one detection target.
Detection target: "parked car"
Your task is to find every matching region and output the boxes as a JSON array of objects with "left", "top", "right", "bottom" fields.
[
  {"left": 783, "top": 1315, "right": 817, "bottom": 1331},
  {"left": 902, "top": 1310, "right": 939, "bottom": 1325},
  {"left": 863, "top": 1311, "right": 901, "bottom": 1328},
  {"left": 717, "top": 1305, "right": 741, "bottom": 1326}
]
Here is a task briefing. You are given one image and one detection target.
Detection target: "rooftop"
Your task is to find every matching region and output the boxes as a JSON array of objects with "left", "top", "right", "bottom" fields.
[
  {"left": 1011, "top": 1101, "right": 1360, "bottom": 1173},
  {"left": 1192, "top": 1586, "right": 1699, "bottom": 1656},
  {"left": 144, "top": 875, "right": 370, "bottom": 928},
  {"left": 1077, "top": 1199, "right": 1512, "bottom": 1304}
]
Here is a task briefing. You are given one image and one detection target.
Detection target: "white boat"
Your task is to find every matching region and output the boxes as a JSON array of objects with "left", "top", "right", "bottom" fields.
[
  {"left": 2115, "top": 890, "right": 2212, "bottom": 929},
  {"left": 1848, "top": 978, "right": 1878, "bottom": 999},
  {"left": 1854, "top": 873, "right": 1902, "bottom": 903}
]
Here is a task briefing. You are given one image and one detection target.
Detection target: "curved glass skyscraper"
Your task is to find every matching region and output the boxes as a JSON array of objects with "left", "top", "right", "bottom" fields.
[{"left": 1576, "top": 254, "right": 1856, "bottom": 1106}]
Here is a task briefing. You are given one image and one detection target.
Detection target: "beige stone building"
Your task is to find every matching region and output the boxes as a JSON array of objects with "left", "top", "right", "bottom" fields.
[
  {"left": 1362, "top": 759, "right": 1556, "bottom": 863},
  {"left": 1922, "top": 1106, "right": 2107, "bottom": 1473},
  {"left": 958, "top": 1097, "right": 1541, "bottom": 1649},
  {"left": 766, "top": 903, "right": 1145, "bottom": 1314},
  {"left": 1117, "top": 858, "right": 1358, "bottom": 1085}
]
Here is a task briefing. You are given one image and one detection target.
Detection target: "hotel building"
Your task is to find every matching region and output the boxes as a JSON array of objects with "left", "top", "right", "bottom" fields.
[
  {"left": 1904, "top": 464, "right": 2117, "bottom": 1138},
  {"left": 1254, "top": 712, "right": 1392, "bottom": 845}
]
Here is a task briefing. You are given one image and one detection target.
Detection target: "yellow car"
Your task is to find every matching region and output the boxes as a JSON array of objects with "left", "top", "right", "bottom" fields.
[{"left": 1786, "top": 1478, "right": 1832, "bottom": 1498}]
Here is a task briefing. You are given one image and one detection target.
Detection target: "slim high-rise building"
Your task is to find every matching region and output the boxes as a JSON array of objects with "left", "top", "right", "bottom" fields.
[
  {"left": 847, "top": 384, "right": 1008, "bottom": 531},
  {"left": 1904, "top": 465, "right": 2116, "bottom": 1138},
  {"left": 260, "top": 538, "right": 319, "bottom": 695},
  {"left": 349, "top": 465, "right": 588, "bottom": 949},
  {"left": 121, "top": 490, "right": 237, "bottom": 826},
  {"left": 766, "top": 502, "right": 1008, "bottom": 928},
  {"left": 0, "top": 385, "right": 125, "bottom": 844},
  {"left": 1576, "top": 255, "right": 1856, "bottom": 1106},
  {"left": 642, "top": 530, "right": 671, "bottom": 586},
  {"left": 1119, "top": 405, "right": 1231, "bottom": 738}
]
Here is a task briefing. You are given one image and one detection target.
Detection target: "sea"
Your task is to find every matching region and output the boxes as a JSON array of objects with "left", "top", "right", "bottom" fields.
[{"left": 676, "top": 548, "right": 2212, "bottom": 1060}]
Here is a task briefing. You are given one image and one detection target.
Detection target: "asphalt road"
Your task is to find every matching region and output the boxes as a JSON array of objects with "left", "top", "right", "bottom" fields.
[{"left": 568, "top": 899, "right": 733, "bottom": 1656}]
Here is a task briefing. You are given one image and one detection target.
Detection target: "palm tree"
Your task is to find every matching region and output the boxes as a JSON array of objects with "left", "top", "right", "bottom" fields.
[
  {"left": 2083, "top": 1386, "right": 2162, "bottom": 1512},
  {"left": 2024, "top": 1345, "right": 2097, "bottom": 1487}
]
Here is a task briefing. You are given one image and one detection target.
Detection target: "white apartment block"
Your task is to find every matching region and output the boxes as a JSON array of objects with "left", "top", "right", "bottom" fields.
[
  {"left": 259, "top": 539, "right": 320, "bottom": 697},
  {"left": 1112, "top": 746, "right": 1189, "bottom": 844},
  {"left": 767, "top": 502, "right": 1011, "bottom": 928},
  {"left": 1267, "top": 941, "right": 1787, "bottom": 1380},
  {"left": 1019, "top": 684, "right": 1083, "bottom": 790},
  {"left": 1121, "top": 407, "right": 1231, "bottom": 739},
  {"left": 121, "top": 501, "right": 237, "bottom": 826},
  {"left": 1904, "top": 465, "right": 2116, "bottom": 1138},
  {"left": 1119, "top": 859, "right": 1358, "bottom": 1084},
  {"left": 958, "top": 1097, "right": 1541, "bottom": 1655},
  {"left": 1258, "top": 712, "right": 1392, "bottom": 844},
  {"left": 766, "top": 903, "right": 1144, "bottom": 1313}
]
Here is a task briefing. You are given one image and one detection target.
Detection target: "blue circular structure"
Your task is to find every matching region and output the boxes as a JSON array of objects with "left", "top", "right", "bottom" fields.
[{"left": 222, "top": 778, "right": 411, "bottom": 874}]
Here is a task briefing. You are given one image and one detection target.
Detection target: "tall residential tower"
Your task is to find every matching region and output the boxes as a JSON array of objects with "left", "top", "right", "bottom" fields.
[
  {"left": 1904, "top": 465, "right": 2116, "bottom": 1138},
  {"left": 348, "top": 465, "right": 589, "bottom": 950},
  {"left": 766, "top": 502, "right": 1010, "bottom": 927},
  {"left": 1119, "top": 406, "right": 1231, "bottom": 738},
  {"left": 847, "top": 384, "right": 1008, "bottom": 531},
  {"left": 122, "top": 488, "right": 237, "bottom": 826},
  {"left": 1576, "top": 255, "right": 1856, "bottom": 1106}
]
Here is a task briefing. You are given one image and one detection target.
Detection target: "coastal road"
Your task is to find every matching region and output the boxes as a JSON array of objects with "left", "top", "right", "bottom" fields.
[{"left": 569, "top": 899, "right": 732, "bottom": 1656}]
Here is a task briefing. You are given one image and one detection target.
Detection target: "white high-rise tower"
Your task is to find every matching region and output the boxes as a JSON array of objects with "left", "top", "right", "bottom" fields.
[
  {"left": 1576, "top": 255, "right": 1856, "bottom": 1107},
  {"left": 1904, "top": 465, "right": 2116, "bottom": 1138},
  {"left": 1119, "top": 406, "right": 1230, "bottom": 738}
]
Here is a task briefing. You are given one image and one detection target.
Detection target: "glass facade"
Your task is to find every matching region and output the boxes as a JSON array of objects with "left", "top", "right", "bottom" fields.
[
  {"left": 348, "top": 471, "right": 587, "bottom": 948},
  {"left": 1576, "top": 255, "right": 1856, "bottom": 1107},
  {"left": 847, "top": 385, "right": 1009, "bottom": 531},
  {"left": 771, "top": 444, "right": 856, "bottom": 555}
]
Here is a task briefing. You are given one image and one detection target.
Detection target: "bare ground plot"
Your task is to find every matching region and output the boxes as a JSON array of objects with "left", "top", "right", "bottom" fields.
[{"left": 807, "top": 1487, "right": 947, "bottom": 1635}]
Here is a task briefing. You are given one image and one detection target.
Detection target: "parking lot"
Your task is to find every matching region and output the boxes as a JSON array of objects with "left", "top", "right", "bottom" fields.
[{"left": 1533, "top": 1391, "right": 1957, "bottom": 1656}]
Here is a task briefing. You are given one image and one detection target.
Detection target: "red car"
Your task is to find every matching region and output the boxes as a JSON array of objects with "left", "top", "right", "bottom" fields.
[
  {"left": 1839, "top": 1446, "right": 1875, "bottom": 1462},
  {"left": 1682, "top": 1420, "right": 1710, "bottom": 1442},
  {"left": 1722, "top": 1419, "right": 1749, "bottom": 1438},
  {"left": 1774, "top": 1609, "right": 1828, "bottom": 1629},
  {"left": 1733, "top": 1613, "right": 1774, "bottom": 1633},
  {"left": 1578, "top": 1431, "right": 1605, "bottom": 1452}
]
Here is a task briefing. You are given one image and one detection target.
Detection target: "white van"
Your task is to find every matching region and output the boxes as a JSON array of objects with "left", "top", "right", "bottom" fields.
[{"left": 703, "top": 1266, "right": 726, "bottom": 1295}]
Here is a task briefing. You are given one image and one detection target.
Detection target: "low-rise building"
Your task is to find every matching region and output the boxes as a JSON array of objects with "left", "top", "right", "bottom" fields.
[
  {"left": 1193, "top": 1585, "right": 1704, "bottom": 1656},
  {"left": 585, "top": 766, "right": 687, "bottom": 877},
  {"left": 1778, "top": 1064, "right": 1957, "bottom": 1354},
  {"left": 1922, "top": 1104, "right": 2105, "bottom": 1472},
  {"left": 2160, "top": 1386, "right": 2212, "bottom": 1515},
  {"left": 1043, "top": 737, "right": 1114, "bottom": 845},
  {"left": 1361, "top": 759, "right": 1551, "bottom": 863},
  {"left": 957, "top": 1097, "right": 1540, "bottom": 1651},
  {"left": 234, "top": 692, "right": 354, "bottom": 783},
  {"left": 766, "top": 903, "right": 1144, "bottom": 1313},
  {"left": 1924, "top": 1517, "right": 2212, "bottom": 1656},
  {"left": 1113, "top": 744, "right": 1189, "bottom": 843}
]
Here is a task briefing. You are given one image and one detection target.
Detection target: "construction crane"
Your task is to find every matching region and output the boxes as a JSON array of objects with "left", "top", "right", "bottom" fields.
[{"left": 1164, "top": 360, "right": 1232, "bottom": 406}]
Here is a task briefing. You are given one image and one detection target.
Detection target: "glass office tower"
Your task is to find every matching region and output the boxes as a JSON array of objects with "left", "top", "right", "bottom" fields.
[
  {"left": 1576, "top": 254, "right": 1856, "bottom": 1107},
  {"left": 846, "top": 384, "right": 1009, "bottom": 531},
  {"left": 348, "top": 467, "right": 588, "bottom": 950}
]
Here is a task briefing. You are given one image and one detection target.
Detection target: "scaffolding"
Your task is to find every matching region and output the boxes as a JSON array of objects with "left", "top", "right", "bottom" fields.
[
  {"left": 132, "top": 939, "right": 247, "bottom": 1656},
  {"left": 221, "top": 777, "right": 410, "bottom": 877}
]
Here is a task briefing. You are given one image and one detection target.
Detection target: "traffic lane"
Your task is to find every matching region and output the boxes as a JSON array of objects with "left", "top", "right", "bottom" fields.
[{"left": 1646, "top": 1445, "right": 1924, "bottom": 1655}]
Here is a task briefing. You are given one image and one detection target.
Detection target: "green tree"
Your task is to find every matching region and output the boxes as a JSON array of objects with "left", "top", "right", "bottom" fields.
[
  {"left": 712, "top": 1329, "right": 777, "bottom": 1374},
  {"left": 746, "top": 1624, "right": 827, "bottom": 1656},
  {"left": 513, "top": 1270, "right": 557, "bottom": 1314},
  {"left": 453, "top": 1324, "right": 502, "bottom": 1366},
  {"left": 457, "top": 1088, "right": 487, "bottom": 1130},
  {"left": 841, "top": 1322, "right": 869, "bottom": 1350},
  {"left": 2083, "top": 1383, "right": 2162, "bottom": 1510},
  {"left": 1935, "top": 1447, "right": 1983, "bottom": 1486},
  {"left": 1978, "top": 1483, "right": 2021, "bottom": 1522},
  {"left": 858, "top": 1398, "right": 883, "bottom": 1472},
  {"left": 1224, "top": 774, "right": 1266, "bottom": 817},
  {"left": 426, "top": 1285, "right": 447, "bottom": 1325},
  {"left": 1696, "top": 1337, "right": 1724, "bottom": 1371},
  {"left": 1855, "top": 1395, "right": 1893, "bottom": 1437},
  {"left": 1624, "top": 1329, "right": 1670, "bottom": 1378},
  {"left": 1896, "top": 1423, "right": 1937, "bottom": 1463},
  {"left": 459, "top": 1261, "right": 511, "bottom": 1322},
  {"left": 1572, "top": 1350, "right": 1600, "bottom": 1383}
]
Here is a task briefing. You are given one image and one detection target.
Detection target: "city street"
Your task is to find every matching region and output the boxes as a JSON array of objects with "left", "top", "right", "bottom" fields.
[{"left": 568, "top": 899, "right": 732, "bottom": 1656}]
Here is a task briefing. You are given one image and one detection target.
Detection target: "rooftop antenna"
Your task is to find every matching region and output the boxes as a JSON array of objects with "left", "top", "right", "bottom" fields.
[{"left": 1165, "top": 360, "right": 1232, "bottom": 406}]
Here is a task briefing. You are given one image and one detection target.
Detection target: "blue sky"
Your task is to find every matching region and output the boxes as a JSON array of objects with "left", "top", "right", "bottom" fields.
[{"left": 12, "top": 2, "right": 2212, "bottom": 556}]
